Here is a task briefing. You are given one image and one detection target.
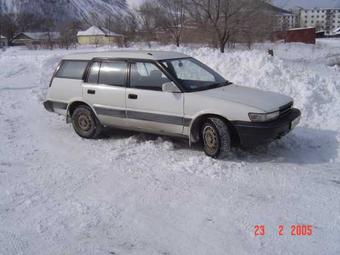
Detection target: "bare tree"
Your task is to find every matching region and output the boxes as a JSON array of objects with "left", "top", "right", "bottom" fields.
[
  {"left": 187, "top": 0, "right": 275, "bottom": 52},
  {"left": 43, "top": 19, "right": 56, "bottom": 50},
  {"left": 104, "top": 11, "right": 138, "bottom": 47},
  {"left": 236, "top": 1, "right": 277, "bottom": 49},
  {"left": 187, "top": 0, "right": 247, "bottom": 53},
  {"left": 16, "top": 12, "right": 40, "bottom": 32},
  {"left": 119, "top": 11, "right": 139, "bottom": 46},
  {"left": 156, "top": 0, "right": 187, "bottom": 47},
  {"left": 59, "top": 21, "right": 83, "bottom": 49},
  {"left": 137, "top": 1, "right": 164, "bottom": 47},
  {"left": 15, "top": 12, "right": 58, "bottom": 33},
  {"left": 93, "top": 34, "right": 102, "bottom": 47},
  {"left": 0, "top": 13, "right": 18, "bottom": 43}
]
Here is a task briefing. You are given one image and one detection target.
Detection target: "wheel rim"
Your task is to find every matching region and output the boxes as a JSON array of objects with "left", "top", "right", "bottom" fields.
[
  {"left": 76, "top": 113, "right": 93, "bottom": 132},
  {"left": 203, "top": 125, "right": 218, "bottom": 154}
]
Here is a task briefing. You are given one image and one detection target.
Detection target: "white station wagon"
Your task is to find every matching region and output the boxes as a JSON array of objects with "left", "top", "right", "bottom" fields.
[{"left": 44, "top": 50, "right": 301, "bottom": 158}]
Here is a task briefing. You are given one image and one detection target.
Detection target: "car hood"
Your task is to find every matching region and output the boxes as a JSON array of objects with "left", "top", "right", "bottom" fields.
[{"left": 196, "top": 84, "right": 293, "bottom": 112}]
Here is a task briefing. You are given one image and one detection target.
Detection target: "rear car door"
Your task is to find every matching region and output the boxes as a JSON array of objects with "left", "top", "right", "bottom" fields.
[
  {"left": 125, "top": 61, "right": 184, "bottom": 135},
  {"left": 82, "top": 60, "right": 128, "bottom": 127}
]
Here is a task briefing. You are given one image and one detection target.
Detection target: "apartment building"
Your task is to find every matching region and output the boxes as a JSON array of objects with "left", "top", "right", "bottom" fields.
[
  {"left": 265, "top": 3, "right": 298, "bottom": 31},
  {"left": 299, "top": 8, "right": 340, "bottom": 34},
  {"left": 277, "top": 12, "right": 298, "bottom": 30}
]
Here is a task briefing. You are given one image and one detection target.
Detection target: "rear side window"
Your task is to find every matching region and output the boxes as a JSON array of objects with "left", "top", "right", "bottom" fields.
[
  {"left": 55, "top": 60, "right": 88, "bottom": 79},
  {"left": 98, "top": 61, "right": 127, "bottom": 86}
]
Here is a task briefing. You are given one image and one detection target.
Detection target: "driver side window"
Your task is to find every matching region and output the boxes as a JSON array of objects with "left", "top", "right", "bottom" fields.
[{"left": 130, "top": 62, "right": 171, "bottom": 91}]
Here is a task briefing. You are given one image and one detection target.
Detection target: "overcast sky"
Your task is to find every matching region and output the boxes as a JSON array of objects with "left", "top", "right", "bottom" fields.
[{"left": 127, "top": 0, "right": 340, "bottom": 9}]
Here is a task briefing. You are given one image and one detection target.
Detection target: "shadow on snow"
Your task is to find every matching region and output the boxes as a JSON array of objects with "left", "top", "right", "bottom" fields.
[{"left": 100, "top": 126, "right": 338, "bottom": 165}]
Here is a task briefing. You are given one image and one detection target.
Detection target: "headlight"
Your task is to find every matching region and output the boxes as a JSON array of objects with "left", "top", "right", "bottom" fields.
[{"left": 248, "top": 111, "right": 280, "bottom": 122}]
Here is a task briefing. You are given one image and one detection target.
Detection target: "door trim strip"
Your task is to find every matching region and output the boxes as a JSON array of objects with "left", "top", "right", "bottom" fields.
[
  {"left": 46, "top": 100, "right": 191, "bottom": 127},
  {"left": 94, "top": 107, "right": 126, "bottom": 118}
]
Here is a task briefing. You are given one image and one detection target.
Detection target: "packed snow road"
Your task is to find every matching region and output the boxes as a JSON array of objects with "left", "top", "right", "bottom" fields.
[{"left": 0, "top": 41, "right": 340, "bottom": 255}]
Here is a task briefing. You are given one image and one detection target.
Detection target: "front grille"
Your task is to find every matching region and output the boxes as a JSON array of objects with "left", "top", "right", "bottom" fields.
[{"left": 279, "top": 101, "right": 293, "bottom": 117}]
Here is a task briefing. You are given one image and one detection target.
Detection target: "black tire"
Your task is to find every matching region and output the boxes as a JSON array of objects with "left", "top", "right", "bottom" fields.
[
  {"left": 201, "top": 117, "right": 231, "bottom": 159},
  {"left": 71, "top": 105, "right": 102, "bottom": 139}
]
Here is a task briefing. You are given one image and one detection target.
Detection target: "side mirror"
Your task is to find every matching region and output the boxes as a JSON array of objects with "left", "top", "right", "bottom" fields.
[{"left": 162, "top": 82, "right": 181, "bottom": 93}]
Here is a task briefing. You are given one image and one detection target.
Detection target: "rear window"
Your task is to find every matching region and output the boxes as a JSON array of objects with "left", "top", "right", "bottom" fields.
[{"left": 55, "top": 60, "right": 88, "bottom": 79}]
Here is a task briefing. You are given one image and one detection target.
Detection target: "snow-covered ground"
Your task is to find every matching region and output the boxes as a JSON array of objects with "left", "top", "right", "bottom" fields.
[{"left": 0, "top": 39, "right": 339, "bottom": 255}]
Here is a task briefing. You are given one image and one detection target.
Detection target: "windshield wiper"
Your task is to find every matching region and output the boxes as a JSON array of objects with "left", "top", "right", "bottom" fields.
[
  {"left": 189, "top": 80, "right": 233, "bottom": 92},
  {"left": 211, "top": 80, "right": 233, "bottom": 88}
]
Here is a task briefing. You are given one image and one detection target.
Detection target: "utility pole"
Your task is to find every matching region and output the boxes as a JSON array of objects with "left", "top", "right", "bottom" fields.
[{"left": 0, "top": 7, "right": 3, "bottom": 50}]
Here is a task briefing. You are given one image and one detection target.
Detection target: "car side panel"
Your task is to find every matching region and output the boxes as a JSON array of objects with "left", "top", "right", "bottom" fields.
[
  {"left": 183, "top": 93, "right": 262, "bottom": 136},
  {"left": 125, "top": 88, "right": 184, "bottom": 135},
  {"left": 47, "top": 77, "right": 83, "bottom": 115},
  {"left": 82, "top": 83, "right": 129, "bottom": 127}
]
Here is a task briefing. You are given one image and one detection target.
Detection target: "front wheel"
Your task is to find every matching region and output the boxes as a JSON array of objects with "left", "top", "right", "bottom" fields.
[
  {"left": 201, "top": 117, "right": 231, "bottom": 159},
  {"left": 71, "top": 105, "right": 102, "bottom": 139}
]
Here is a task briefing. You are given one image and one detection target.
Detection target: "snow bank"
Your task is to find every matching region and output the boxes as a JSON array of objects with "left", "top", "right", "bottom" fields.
[{"left": 1, "top": 41, "right": 340, "bottom": 254}]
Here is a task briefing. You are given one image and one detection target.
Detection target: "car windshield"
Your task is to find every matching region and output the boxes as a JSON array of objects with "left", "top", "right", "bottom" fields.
[{"left": 160, "top": 57, "right": 231, "bottom": 92}]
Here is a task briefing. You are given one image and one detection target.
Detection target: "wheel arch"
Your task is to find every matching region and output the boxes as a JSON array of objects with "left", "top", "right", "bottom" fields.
[
  {"left": 189, "top": 114, "right": 240, "bottom": 146},
  {"left": 66, "top": 100, "right": 98, "bottom": 123}
]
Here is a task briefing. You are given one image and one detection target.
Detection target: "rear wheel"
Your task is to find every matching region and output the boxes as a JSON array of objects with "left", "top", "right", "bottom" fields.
[
  {"left": 201, "top": 117, "right": 231, "bottom": 159},
  {"left": 71, "top": 105, "right": 102, "bottom": 139}
]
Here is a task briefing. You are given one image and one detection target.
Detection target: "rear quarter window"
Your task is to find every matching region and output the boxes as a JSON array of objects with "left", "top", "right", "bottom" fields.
[{"left": 55, "top": 60, "right": 88, "bottom": 79}]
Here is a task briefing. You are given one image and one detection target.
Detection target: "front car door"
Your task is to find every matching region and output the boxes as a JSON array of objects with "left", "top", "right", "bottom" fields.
[
  {"left": 82, "top": 59, "right": 128, "bottom": 128},
  {"left": 125, "top": 61, "right": 184, "bottom": 135}
]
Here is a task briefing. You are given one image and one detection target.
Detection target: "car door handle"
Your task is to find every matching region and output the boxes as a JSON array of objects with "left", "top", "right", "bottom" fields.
[
  {"left": 87, "top": 89, "right": 95, "bottom": 95},
  {"left": 128, "top": 94, "right": 138, "bottom": 99}
]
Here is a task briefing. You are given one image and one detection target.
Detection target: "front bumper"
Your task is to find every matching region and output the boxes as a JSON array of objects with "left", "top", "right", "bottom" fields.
[{"left": 232, "top": 108, "right": 301, "bottom": 147}]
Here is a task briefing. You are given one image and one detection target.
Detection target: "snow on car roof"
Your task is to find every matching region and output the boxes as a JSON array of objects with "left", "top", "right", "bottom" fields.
[{"left": 63, "top": 50, "right": 189, "bottom": 61}]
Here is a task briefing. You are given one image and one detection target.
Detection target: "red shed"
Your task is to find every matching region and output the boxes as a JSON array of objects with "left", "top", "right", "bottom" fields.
[
  {"left": 272, "top": 27, "right": 316, "bottom": 44},
  {"left": 286, "top": 27, "right": 316, "bottom": 44}
]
